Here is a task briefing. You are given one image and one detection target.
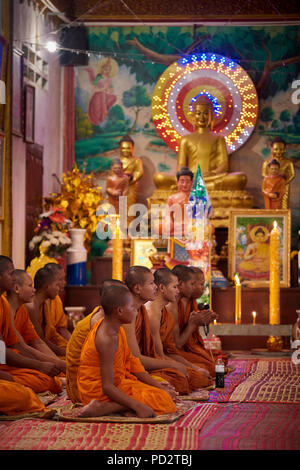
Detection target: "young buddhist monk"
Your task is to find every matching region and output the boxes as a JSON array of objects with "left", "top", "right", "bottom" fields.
[
  {"left": 145, "top": 268, "right": 213, "bottom": 389},
  {"left": 66, "top": 279, "right": 124, "bottom": 403},
  {"left": 0, "top": 256, "right": 62, "bottom": 394},
  {"left": 167, "top": 265, "right": 217, "bottom": 376},
  {"left": 44, "top": 263, "right": 71, "bottom": 343},
  {"left": 26, "top": 267, "right": 67, "bottom": 358},
  {"left": 124, "top": 266, "right": 195, "bottom": 395},
  {"left": 77, "top": 285, "right": 177, "bottom": 418},
  {"left": 6, "top": 269, "right": 66, "bottom": 373}
]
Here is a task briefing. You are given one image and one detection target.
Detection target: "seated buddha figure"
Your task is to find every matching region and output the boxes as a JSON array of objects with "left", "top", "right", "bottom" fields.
[{"left": 177, "top": 96, "right": 247, "bottom": 192}]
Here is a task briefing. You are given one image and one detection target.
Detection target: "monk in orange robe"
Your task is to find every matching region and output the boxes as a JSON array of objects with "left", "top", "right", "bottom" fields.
[
  {"left": 170, "top": 265, "right": 228, "bottom": 374},
  {"left": 77, "top": 285, "right": 176, "bottom": 418},
  {"left": 66, "top": 279, "right": 125, "bottom": 403},
  {"left": 26, "top": 266, "right": 67, "bottom": 357},
  {"left": 6, "top": 269, "right": 66, "bottom": 373},
  {"left": 0, "top": 371, "right": 51, "bottom": 416},
  {"left": 145, "top": 268, "right": 213, "bottom": 389},
  {"left": 262, "top": 159, "right": 286, "bottom": 209},
  {"left": 44, "top": 263, "right": 71, "bottom": 343},
  {"left": 0, "top": 256, "right": 62, "bottom": 394},
  {"left": 124, "top": 266, "right": 194, "bottom": 395}
]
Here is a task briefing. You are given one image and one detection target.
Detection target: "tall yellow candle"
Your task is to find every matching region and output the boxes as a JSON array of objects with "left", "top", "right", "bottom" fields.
[
  {"left": 112, "top": 217, "right": 123, "bottom": 281},
  {"left": 234, "top": 273, "right": 242, "bottom": 324},
  {"left": 269, "top": 221, "right": 280, "bottom": 324}
]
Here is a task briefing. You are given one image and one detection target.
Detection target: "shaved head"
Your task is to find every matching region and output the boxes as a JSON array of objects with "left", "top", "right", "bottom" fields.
[{"left": 124, "top": 266, "right": 152, "bottom": 292}]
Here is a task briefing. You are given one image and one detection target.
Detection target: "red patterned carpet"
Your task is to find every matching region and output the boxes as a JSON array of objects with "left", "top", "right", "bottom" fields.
[{"left": 0, "top": 358, "right": 299, "bottom": 450}]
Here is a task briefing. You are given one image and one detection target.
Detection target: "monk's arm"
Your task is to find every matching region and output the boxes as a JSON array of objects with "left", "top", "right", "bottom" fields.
[
  {"left": 95, "top": 329, "right": 155, "bottom": 417},
  {"left": 167, "top": 302, "right": 197, "bottom": 349},
  {"left": 123, "top": 323, "right": 183, "bottom": 371},
  {"left": 43, "top": 337, "right": 66, "bottom": 357},
  {"left": 57, "top": 327, "right": 72, "bottom": 341},
  {"left": 5, "top": 344, "right": 60, "bottom": 377},
  {"left": 27, "top": 338, "right": 66, "bottom": 372}
]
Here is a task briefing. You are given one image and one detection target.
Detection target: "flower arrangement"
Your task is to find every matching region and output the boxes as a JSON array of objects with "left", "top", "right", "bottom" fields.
[
  {"left": 29, "top": 207, "right": 72, "bottom": 258},
  {"left": 47, "top": 165, "right": 103, "bottom": 248}
]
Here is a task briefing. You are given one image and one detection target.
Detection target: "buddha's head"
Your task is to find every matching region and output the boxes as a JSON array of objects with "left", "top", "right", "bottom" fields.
[
  {"left": 119, "top": 135, "right": 134, "bottom": 159},
  {"left": 271, "top": 137, "right": 286, "bottom": 159},
  {"left": 176, "top": 166, "right": 194, "bottom": 193},
  {"left": 192, "top": 96, "right": 214, "bottom": 129}
]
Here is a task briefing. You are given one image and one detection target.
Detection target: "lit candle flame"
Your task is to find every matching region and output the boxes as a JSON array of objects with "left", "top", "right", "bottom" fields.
[
  {"left": 234, "top": 273, "right": 240, "bottom": 285},
  {"left": 252, "top": 311, "right": 257, "bottom": 324},
  {"left": 273, "top": 220, "right": 277, "bottom": 229}
]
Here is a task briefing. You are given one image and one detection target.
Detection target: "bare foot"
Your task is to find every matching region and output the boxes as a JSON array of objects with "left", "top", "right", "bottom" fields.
[{"left": 77, "top": 399, "right": 126, "bottom": 418}]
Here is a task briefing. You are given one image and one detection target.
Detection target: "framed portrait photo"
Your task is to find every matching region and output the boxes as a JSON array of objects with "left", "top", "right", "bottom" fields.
[
  {"left": 130, "top": 238, "right": 156, "bottom": 269},
  {"left": 228, "top": 209, "right": 291, "bottom": 287}
]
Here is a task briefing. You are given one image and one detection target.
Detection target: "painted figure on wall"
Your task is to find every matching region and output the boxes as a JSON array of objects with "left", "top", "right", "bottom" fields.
[
  {"left": 84, "top": 57, "right": 118, "bottom": 125},
  {"left": 262, "top": 137, "right": 295, "bottom": 209},
  {"left": 262, "top": 159, "right": 286, "bottom": 209}
]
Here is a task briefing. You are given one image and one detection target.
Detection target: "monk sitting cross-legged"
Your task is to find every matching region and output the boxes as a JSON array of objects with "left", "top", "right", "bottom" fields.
[
  {"left": 26, "top": 266, "right": 67, "bottom": 358},
  {"left": 144, "top": 268, "right": 213, "bottom": 390},
  {"left": 0, "top": 256, "right": 62, "bottom": 394},
  {"left": 66, "top": 279, "right": 124, "bottom": 404},
  {"left": 169, "top": 265, "right": 228, "bottom": 375},
  {"left": 77, "top": 285, "right": 177, "bottom": 418},
  {"left": 124, "top": 266, "right": 196, "bottom": 396},
  {"left": 6, "top": 269, "right": 66, "bottom": 374},
  {"left": 44, "top": 263, "right": 71, "bottom": 344}
]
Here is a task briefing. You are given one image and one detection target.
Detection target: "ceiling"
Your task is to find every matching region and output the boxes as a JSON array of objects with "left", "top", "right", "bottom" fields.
[{"left": 50, "top": 0, "right": 300, "bottom": 23}]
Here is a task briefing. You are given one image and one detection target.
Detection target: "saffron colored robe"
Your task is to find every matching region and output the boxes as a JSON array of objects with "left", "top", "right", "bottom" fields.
[
  {"left": 66, "top": 307, "right": 100, "bottom": 403},
  {"left": 0, "top": 379, "right": 47, "bottom": 416},
  {"left": 41, "top": 300, "right": 68, "bottom": 352},
  {"left": 15, "top": 304, "right": 39, "bottom": 344},
  {"left": 77, "top": 319, "right": 176, "bottom": 415},
  {"left": 161, "top": 306, "right": 211, "bottom": 389},
  {"left": 0, "top": 295, "right": 62, "bottom": 394},
  {"left": 135, "top": 306, "right": 190, "bottom": 395},
  {"left": 177, "top": 298, "right": 228, "bottom": 375}
]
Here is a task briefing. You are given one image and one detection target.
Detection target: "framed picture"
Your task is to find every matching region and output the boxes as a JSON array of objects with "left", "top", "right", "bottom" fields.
[
  {"left": 228, "top": 209, "right": 291, "bottom": 287},
  {"left": 24, "top": 84, "right": 35, "bottom": 143},
  {"left": 130, "top": 238, "right": 156, "bottom": 269},
  {"left": 0, "top": 133, "right": 4, "bottom": 219},
  {"left": 0, "top": 35, "right": 7, "bottom": 130},
  {"left": 12, "top": 48, "right": 23, "bottom": 136}
]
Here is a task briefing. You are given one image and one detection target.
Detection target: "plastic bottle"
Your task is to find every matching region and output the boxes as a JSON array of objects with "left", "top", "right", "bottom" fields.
[{"left": 215, "top": 355, "right": 225, "bottom": 388}]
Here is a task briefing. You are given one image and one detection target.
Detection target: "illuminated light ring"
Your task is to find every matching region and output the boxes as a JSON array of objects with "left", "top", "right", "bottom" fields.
[
  {"left": 166, "top": 68, "right": 242, "bottom": 142},
  {"left": 175, "top": 76, "right": 236, "bottom": 133},
  {"left": 152, "top": 53, "right": 258, "bottom": 154}
]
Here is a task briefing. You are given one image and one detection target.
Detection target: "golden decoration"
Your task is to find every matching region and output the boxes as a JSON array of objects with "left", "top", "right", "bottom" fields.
[{"left": 47, "top": 165, "right": 103, "bottom": 249}]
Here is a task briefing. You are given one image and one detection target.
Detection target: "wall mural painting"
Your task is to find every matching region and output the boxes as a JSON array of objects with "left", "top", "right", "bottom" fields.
[{"left": 75, "top": 25, "right": 300, "bottom": 246}]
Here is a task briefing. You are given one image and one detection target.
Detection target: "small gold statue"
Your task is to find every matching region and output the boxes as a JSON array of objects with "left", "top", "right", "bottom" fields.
[
  {"left": 119, "top": 135, "right": 144, "bottom": 208},
  {"left": 105, "top": 159, "right": 129, "bottom": 213},
  {"left": 177, "top": 96, "right": 247, "bottom": 191},
  {"left": 262, "top": 137, "right": 295, "bottom": 209}
]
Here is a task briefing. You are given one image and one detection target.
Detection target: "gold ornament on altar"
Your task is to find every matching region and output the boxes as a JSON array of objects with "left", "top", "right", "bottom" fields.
[
  {"left": 26, "top": 244, "right": 58, "bottom": 280},
  {"left": 48, "top": 165, "right": 103, "bottom": 249},
  {"left": 266, "top": 335, "right": 283, "bottom": 352}
]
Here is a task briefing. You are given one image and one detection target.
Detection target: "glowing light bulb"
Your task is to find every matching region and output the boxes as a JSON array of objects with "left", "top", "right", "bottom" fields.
[{"left": 46, "top": 41, "right": 57, "bottom": 53}]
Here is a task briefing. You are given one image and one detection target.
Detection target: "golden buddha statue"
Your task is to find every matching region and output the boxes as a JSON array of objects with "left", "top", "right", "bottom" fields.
[
  {"left": 119, "top": 135, "right": 143, "bottom": 209},
  {"left": 261, "top": 137, "right": 295, "bottom": 209},
  {"left": 177, "top": 96, "right": 247, "bottom": 191}
]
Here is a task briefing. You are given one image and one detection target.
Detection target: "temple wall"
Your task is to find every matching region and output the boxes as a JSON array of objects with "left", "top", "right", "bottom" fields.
[
  {"left": 74, "top": 24, "right": 300, "bottom": 248},
  {"left": 11, "top": 1, "right": 63, "bottom": 268}
]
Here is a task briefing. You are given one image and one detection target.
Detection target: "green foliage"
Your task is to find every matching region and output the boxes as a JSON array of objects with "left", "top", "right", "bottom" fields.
[
  {"left": 260, "top": 107, "right": 275, "bottom": 123},
  {"left": 122, "top": 85, "right": 151, "bottom": 110}
]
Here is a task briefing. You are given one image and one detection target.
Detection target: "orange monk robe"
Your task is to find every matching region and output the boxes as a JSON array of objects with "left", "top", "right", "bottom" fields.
[
  {"left": 0, "top": 295, "right": 62, "bottom": 394},
  {"left": 15, "top": 304, "right": 40, "bottom": 344},
  {"left": 136, "top": 306, "right": 190, "bottom": 395},
  {"left": 77, "top": 319, "right": 176, "bottom": 415},
  {"left": 50, "top": 295, "right": 68, "bottom": 331},
  {"left": 177, "top": 298, "right": 227, "bottom": 376},
  {"left": 66, "top": 307, "right": 100, "bottom": 403},
  {"left": 41, "top": 301, "right": 67, "bottom": 352},
  {"left": 262, "top": 174, "right": 286, "bottom": 209},
  {"left": 0, "top": 379, "right": 48, "bottom": 416},
  {"left": 161, "top": 306, "right": 211, "bottom": 389}
]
